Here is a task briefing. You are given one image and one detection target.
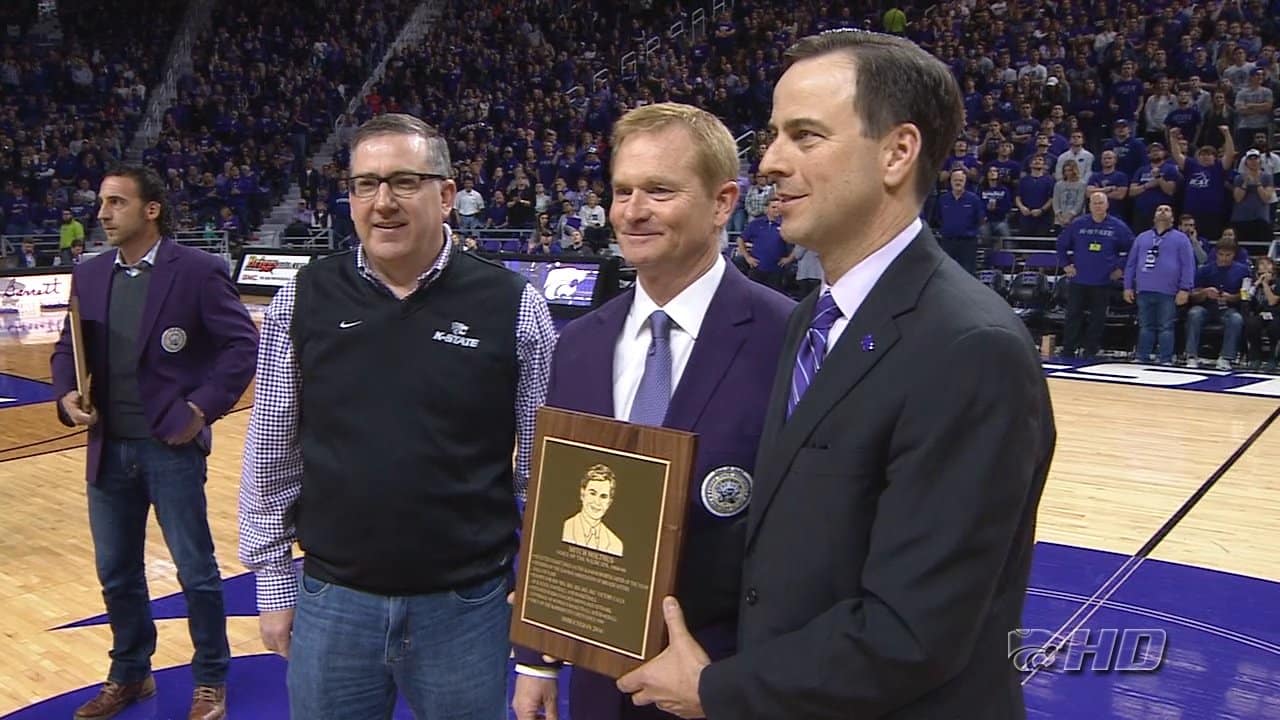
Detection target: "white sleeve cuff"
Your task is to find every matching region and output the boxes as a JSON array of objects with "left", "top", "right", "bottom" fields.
[{"left": 515, "top": 664, "right": 561, "bottom": 679}]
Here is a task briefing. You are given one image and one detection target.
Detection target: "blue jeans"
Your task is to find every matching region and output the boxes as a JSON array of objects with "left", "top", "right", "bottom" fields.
[
  {"left": 1136, "top": 292, "right": 1177, "bottom": 363},
  {"left": 88, "top": 438, "right": 228, "bottom": 685},
  {"left": 287, "top": 570, "right": 511, "bottom": 719},
  {"left": 1185, "top": 304, "right": 1244, "bottom": 360}
]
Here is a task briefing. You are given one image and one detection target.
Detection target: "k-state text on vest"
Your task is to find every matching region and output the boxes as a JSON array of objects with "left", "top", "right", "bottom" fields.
[{"left": 432, "top": 330, "right": 480, "bottom": 348}]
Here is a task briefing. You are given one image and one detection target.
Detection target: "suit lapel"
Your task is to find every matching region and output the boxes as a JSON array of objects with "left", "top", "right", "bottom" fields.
[
  {"left": 92, "top": 254, "right": 115, "bottom": 328},
  {"left": 747, "top": 229, "right": 946, "bottom": 544},
  {"left": 569, "top": 292, "right": 632, "bottom": 418},
  {"left": 663, "top": 266, "right": 752, "bottom": 431},
  {"left": 757, "top": 291, "right": 811, "bottom": 449},
  {"left": 137, "top": 238, "right": 179, "bottom": 350}
]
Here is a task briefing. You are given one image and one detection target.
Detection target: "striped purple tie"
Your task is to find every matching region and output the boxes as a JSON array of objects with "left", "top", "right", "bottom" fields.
[
  {"left": 788, "top": 292, "right": 842, "bottom": 418},
  {"left": 629, "top": 310, "right": 673, "bottom": 426}
]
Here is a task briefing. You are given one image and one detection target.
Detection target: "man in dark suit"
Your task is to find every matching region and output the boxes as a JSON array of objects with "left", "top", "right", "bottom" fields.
[
  {"left": 14, "top": 237, "right": 47, "bottom": 268},
  {"left": 511, "top": 103, "right": 795, "bottom": 720},
  {"left": 50, "top": 164, "right": 258, "bottom": 720},
  {"left": 618, "top": 31, "right": 1056, "bottom": 719}
]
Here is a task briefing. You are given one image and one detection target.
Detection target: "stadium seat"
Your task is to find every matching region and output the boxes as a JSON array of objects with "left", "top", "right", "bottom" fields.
[
  {"left": 977, "top": 269, "right": 1009, "bottom": 297},
  {"left": 1007, "top": 271, "right": 1051, "bottom": 337},
  {"left": 987, "top": 251, "right": 1017, "bottom": 272}
]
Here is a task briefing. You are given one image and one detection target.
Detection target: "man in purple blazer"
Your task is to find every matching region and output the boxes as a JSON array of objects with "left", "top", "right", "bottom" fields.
[
  {"left": 50, "top": 164, "right": 257, "bottom": 720},
  {"left": 511, "top": 104, "right": 795, "bottom": 720}
]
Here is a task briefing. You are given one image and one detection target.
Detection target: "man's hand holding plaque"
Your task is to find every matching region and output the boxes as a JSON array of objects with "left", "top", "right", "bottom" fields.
[
  {"left": 616, "top": 596, "right": 710, "bottom": 718},
  {"left": 509, "top": 407, "right": 696, "bottom": 679}
]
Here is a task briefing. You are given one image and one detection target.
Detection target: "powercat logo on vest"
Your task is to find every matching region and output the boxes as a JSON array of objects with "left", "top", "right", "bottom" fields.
[{"left": 433, "top": 321, "right": 480, "bottom": 348}]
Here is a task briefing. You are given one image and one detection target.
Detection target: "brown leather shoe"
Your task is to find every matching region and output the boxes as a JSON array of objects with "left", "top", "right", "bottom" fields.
[
  {"left": 188, "top": 685, "right": 227, "bottom": 720},
  {"left": 73, "top": 676, "right": 157, "bottom": 720}
]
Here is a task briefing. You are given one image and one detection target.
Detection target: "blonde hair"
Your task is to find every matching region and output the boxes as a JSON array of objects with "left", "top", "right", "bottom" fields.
[{"left": 610, "top": 102, "right": 739, "bottom": 196}]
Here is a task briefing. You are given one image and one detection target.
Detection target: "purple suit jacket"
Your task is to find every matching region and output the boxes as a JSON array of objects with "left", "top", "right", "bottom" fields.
[
  {"left": 519, "top": 264, "right": 795, "bottom": 718},
  {"left": 50, "top": 238, "right": 259, "bottom": 484}
]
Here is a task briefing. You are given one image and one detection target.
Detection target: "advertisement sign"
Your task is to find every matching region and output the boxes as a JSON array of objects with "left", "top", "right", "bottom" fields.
[{"left": 235, "top": 253, "right": 313, "bottom": 290}]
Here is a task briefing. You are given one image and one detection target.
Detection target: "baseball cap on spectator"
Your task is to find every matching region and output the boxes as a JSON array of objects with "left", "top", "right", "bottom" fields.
[{"left": 1244, "top": 149, "right": 1262, "bottom": 158}]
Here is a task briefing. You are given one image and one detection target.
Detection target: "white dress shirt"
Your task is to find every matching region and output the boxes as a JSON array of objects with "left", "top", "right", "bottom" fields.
[
  {"left": 113, "top": 238, "right": 162, "bottom": 277},
  {"left": 824, "top": 218, "right": 921, "bottom": 355},
  {"left": 612, "top": 254, "right": 726, "bottom": 420},
  {"left": 453, "top": 188, "right": 485, "bottom": 216}
]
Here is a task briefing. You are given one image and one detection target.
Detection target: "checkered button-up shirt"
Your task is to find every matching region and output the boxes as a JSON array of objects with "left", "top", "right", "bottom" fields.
[
  {"left": 237, "top": 231, "right": 556, "bottom": 612},
  {"left": 744, "top": 184, "right": 774, "bottom": 218}
]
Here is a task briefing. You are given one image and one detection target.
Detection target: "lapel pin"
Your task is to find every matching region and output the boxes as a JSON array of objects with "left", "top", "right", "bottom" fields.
[{"left": 861, "top": 334, "right": 875, "bottom": 352}]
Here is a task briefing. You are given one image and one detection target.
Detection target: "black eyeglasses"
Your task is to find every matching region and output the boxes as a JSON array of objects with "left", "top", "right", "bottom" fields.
[{"left": 346, "top": 172, "right": 446, "bottom": 198}]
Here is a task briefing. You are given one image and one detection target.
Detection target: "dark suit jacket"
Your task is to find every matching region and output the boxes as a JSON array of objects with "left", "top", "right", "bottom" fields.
[
  {"left": 518, "top": 263, "right": 794, "bottom": 718},
  {"left": 699, "top": 227, "right": 1056, "bottom": 719},
  {"left": 50, "top": 237, "right": 259, "bottom": 484},
  {"left": 15, "top": 249, "right": 47, "bottom": 268}
]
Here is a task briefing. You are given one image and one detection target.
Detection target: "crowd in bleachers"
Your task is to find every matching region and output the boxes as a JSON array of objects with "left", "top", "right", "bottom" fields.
[
  {"left": 4, "top": 0, "right": 1279, "bottom": 362},
  {"left": 322, "top": 0, "right": 1279, "bottom": 285},
  {"left": 139, "top": 0, "right": 418, "bottom": 249},
  {"left": 0, "top": 0, "right": 184, "bottom": 259}
]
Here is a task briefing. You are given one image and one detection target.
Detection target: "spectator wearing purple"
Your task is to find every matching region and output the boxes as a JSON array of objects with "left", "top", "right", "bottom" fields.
[
  {"left": 988, "top": 141, "right": 1022, "bottom": 185},
  {"left": 938, "top": 169, "right": 984, "bottom": 274},
  {"left": 737, "top": 197, "right": 787, "bottom": 290},
  {"left": 1186, "top": 238, "right": 1252, "bottom": 369},
  {"left": 978, "top": 166, "right": 1013, "bottom": 251},
  {"left": 1102, "top": 119, "right": 1148, "bottom": 177},
  {"left": 1127, "top": 143, "right": 1181, "bottom": 234},
  {"left": 939, "top": 138, "right": 980, "bottom": 188},
  {"left": 1009, "top": 102, "right": 1039, "bottom": 155},
  {"left": 1057, "top": 192, "right": 1134, "bottom": 359},
  {"left": 1016, "top": 155, "right": 1055, "bottom": 236},
  {"left": 1168, "top": 126, "right": 1235, "bottom": 243},
  {"left": 1124, "top": 204, "right": 1195, "bottom": 365},
  {"left": 1109, "top": 60, "right": 1145, "bottom": 123},
  {"left": 1163, "top": 90, "right": 1203, "bottom": 144},
  {"left": 1086, "top": 148, "right": 1132, "bottom": 219},
  {"left": 485, "top": 190, "right": 509, "bottom": 229}
]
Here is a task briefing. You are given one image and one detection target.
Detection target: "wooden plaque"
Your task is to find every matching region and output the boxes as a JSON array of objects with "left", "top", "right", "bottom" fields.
[
  {"left": 511, "top": 406, "right": 697, "bottom": 678},
  {"left": 69, "top": 293, "right": 91, "bottom": 410}
]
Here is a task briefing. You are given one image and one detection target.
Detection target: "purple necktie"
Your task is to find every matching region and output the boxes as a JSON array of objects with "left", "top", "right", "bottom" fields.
[
  {"left": 629, "top": 310, "right": 672, "bottom": 426},
  {"left": 788, "top": 292, "right": 842, "bottom": 419}
]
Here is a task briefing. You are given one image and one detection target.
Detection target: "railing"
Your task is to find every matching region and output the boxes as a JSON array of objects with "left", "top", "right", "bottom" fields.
[
  {"left": 346, "top": 0, "right": 441, "bottom": 116},
  {"left": 130, "top": 0, "right": 216, "bottom": 158},
  {"left": 691, "top": 8, "right": 706, "bottom": 43},
  {"left": 644, "top": 35, "right": 660, "bottom": 61},
  {"left": 734, "top": 130, "right": 755, "bottom": 159},
  {"left": 278, "top": 228, "right": 336, "bottom": 249},
  {"left": 0, "top": 231, "right": 230, "bottom": 267}
]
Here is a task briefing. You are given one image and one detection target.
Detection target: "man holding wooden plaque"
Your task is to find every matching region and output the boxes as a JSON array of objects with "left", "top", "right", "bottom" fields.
[
  {"left": 50, "top": 164, "right": 258, "bottom": 720},
  {"left": 510, "top": 103, "right": 795, "bottom": 720},
  {"left": 616, "top": 31, "right": 1055, "bottom": 720}
]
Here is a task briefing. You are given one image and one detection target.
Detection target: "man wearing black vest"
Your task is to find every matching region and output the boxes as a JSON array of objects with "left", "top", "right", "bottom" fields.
[{"left": 238, "top": 113, "right": 557, "bottom": 719}]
